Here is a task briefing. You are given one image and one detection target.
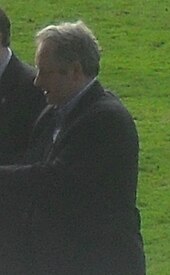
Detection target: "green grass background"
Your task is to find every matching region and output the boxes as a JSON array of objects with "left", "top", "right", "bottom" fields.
[{"left": 1, "top": 1, "right": 170, "bottom": 274}]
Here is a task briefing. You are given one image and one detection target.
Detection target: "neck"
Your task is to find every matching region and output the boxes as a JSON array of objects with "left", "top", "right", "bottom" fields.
[
  {"left": 0, "top": 47, "right": 9, "bottom": 61},
  {"left": 73, "top": 76, "right": 93, "bottom": 95}
]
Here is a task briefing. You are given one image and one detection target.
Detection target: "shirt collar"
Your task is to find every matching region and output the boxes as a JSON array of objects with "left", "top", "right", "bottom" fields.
[{"left": 0, "top": 47, "right": 12, "bottom": 79}]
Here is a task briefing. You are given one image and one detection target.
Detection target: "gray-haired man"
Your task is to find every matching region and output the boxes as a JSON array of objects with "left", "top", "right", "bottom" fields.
[{"left": 0, "top": 20, "right": 146, "bottom": 274}]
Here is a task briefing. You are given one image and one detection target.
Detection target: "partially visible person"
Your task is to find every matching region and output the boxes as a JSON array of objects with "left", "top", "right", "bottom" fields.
[
  {"left": 0, "top": 8, "right": 46, "bottom": 164},
  {"left": 0, "top": 20, "right": 146, "bottom": 274}
]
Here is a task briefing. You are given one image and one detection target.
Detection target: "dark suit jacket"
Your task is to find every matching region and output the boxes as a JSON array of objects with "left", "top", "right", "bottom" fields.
[
  {"left": 0, "top": 53, "right": 46, "bottom": 164},
  {"left": 0, "top": 81, "right": 146, "bottom": 274}
]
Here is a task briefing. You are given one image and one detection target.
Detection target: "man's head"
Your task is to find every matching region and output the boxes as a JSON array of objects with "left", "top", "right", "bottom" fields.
[
  {"left": 0, "top": 8, "right": 11, "bottom": 47},
  {"left": 34, "top": 20, "right": 101, "bottom": 105}
]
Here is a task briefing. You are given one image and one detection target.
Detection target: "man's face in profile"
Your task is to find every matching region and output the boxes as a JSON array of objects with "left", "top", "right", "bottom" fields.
[{"left": 34, "top": 40, "right": 76, "bottom": 106}]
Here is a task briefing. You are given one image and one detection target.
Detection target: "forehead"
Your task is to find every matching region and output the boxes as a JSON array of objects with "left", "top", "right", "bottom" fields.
[{"left": 35, "top": 40, "right": 57, "bottom": 67}]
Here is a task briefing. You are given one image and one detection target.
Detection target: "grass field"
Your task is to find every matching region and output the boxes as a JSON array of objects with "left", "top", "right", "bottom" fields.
[{"left": 1, "top": 1, "right": 170, "bottom": 274}]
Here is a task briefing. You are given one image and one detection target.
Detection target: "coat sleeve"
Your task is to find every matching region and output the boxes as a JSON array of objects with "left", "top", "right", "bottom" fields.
[{"left": 0, "top": 161, "right": 76, "bottom": 274}]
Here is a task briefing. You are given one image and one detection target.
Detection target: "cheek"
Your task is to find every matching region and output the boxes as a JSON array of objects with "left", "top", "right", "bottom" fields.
[
  {"left": 44, "top": 76, "right": 55, "bottom": 90},
  {"left": 36, "top": 74, "right": 47, "bottom": 89}
]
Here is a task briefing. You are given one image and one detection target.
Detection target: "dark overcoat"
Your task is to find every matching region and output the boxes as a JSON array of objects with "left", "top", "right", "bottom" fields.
[
  {"left": 0, "top": 80, "right": 146, "bottom": 274},
  {"left": 0, "top": 53, "right": 46, "bottom": 164}
]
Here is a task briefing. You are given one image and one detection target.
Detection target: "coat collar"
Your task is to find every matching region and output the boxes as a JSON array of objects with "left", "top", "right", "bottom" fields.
[{"left": 62, "top": 79, "right": 105, "bottom": 127}]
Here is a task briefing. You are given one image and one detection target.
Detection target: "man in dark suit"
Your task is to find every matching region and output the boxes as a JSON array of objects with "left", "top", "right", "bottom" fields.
[
  {"left": 0, "top": 8, "right": 46, "bottom": 164},
  {"left": 0, "top": 20, "right": 146, "bottom": 274}
]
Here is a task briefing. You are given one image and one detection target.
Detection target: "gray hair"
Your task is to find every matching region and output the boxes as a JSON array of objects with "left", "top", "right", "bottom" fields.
[{"left": 36, "top": 20, "right": 101, "bottom": 77}]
